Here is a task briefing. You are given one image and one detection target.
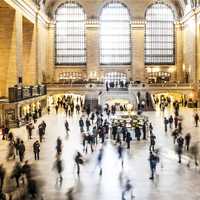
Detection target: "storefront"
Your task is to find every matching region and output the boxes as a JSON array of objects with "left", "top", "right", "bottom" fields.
[
  {"left": 17, "top": 96, "right": 47, "bottom": 120},
  {"left": 47, "top": 93, "right": 85, "bottom": 107},
  {"left": 0, "top": 95, "right": 47, "bottom": 128}
]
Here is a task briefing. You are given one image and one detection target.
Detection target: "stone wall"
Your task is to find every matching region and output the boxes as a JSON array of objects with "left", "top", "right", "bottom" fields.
[
  {"left": 23, "top": 17, "right": 37, "bottom": 85},
  {"left": 0, "top": 2, "right": 17, "bottom": 97},
  {"left": 0, "top": 0, "right": 49, "bottom": 97}
]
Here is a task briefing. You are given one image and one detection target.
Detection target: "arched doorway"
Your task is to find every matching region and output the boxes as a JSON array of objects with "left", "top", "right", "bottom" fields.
[{"left": 104, "top": 72, "right": 128, "bottom": 87}]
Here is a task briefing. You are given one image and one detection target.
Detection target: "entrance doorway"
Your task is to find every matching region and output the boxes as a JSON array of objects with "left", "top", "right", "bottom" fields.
[{"left": 104, "top": 72, "right": 128, "bottom": 88}]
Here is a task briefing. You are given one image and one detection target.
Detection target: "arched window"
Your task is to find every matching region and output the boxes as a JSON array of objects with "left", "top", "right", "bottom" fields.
[
  {"left": 55, "top": 3, "right": 86, "bottom": 65},
  {"left": 145, "top": 3, "right": 175, "bottom": 65},
  {"left": 100, "top": 2, "right": 131, "bottom": 65}
]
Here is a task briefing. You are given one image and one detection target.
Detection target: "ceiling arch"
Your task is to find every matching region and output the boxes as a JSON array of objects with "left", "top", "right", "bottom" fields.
[{"left": 42, "top": 0, "right": 187, "bottom": 19}]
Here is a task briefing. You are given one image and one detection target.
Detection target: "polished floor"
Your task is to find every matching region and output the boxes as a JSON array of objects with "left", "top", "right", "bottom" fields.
[{"left": 1, "top": 106, "right": 200, "bottom": 199}]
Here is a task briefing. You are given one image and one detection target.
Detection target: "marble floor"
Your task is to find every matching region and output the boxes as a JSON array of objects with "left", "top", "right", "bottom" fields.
[{"left": 1, "top": 106, "right": 200, "bottom": 200}]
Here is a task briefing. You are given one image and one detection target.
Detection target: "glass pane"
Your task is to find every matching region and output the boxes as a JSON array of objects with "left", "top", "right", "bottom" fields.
[
  {"left": 55, "top": 3, "right": 86, "bottom": 65},
  {"left": 100, "top": 3, "right": 131, "bottom": 65},
  {"left": 145, "top": 3, "right": 175, "bottom": 65}
]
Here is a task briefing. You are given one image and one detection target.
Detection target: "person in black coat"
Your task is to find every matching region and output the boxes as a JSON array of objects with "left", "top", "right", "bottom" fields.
[
  {"left": 135, "top": 126, "right": 141, "bottom": 141},
  {"left": 185, "top": 133, "right": 191, "bottom": 151},
  {"left": 176, "top": 135, "right": 184, "bottom": 163},
  {"left": 79, "top": 117, "right": 84, "bottom": 132},
  {"left": 19, "top": 141, "right": 25, "bottom": 162},
  {"left": 0, "top": 164, "right": 6, "bottom": 190},
  {"left": 112, "top": 124, "right": 117, "bottom": 140},
  {"left": 33, "top": 141, "right": 40, "bottom": 160},
  {"left": 126, "top": 132, "right": 132, "bottom": 149},
  {"left": 142, "top": 121, "right": 147, "bottom": 140}
]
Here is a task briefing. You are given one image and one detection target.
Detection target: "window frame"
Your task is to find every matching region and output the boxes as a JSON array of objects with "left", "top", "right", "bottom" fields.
[
  {"left": 100, "top": 2, "right": 132, "bottom": 65},
  {"left": 144, "top": 2, "right": 176, "bottom": 65},
  {"left": 55, "top": 2, "right": 87, "bottom": 66}
]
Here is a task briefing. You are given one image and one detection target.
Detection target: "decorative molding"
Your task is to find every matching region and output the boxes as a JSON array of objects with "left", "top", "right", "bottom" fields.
[{"left": 4, "top": 0, "right": 49, "bottom": 27}]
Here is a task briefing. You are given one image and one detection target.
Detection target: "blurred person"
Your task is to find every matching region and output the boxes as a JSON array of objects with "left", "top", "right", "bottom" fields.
[
  {"left": 149, "top": 151, "right": 159, "bottom": 180},
  {"left": 18, "top": 140, "right": 25, "bottom": 162},
  {"left": 33, "top": 140, "right": 40, "bottom": 160},
  {"left": 7, "top": 140, "right": 15, "bottom": 161},
  {"left": 188, "top": 142, "right": 199, "bottom": 167},
  {"left": 121, "top": 178, "right": 135, "bottom": 200},
  {"left": 11, "top": 162, "right": 22, "bottom": 187},
  {"left": 185, "top": 133, "right": 191, "bottom": 151},
  {"left": 168, "top": 115, "right": 173, "bottom": 129},
  {"left": 0, "top": 164, "right": 6, "bottom": 190},
  {"left": 26, "top": 122, "right": 34, "bottom": 139},
  {"left": 56, "top": 137, "right": 62, "bottom": 155},
  {"left": 176, "top": 135, "right": 184, "bottom": 164},
  {"left": 75, "top": 152, "right": 83, "bottom": 176},
  {"left": 53, "top": 155, "right": 64, "bottom": 188},
  {"left": 194, "top": 113, "right": 199, "bottom": 127},
  {"left": 117, "top": 142, "right": 124, "bottom": 168},
  {"left": 97, "top": 147, "right": 104, "bottom": 176}
]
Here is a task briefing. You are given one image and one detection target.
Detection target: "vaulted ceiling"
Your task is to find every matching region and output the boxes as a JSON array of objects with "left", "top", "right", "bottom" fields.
[{"left": 41, "top": 0, "right": 192, "bottom": 18}]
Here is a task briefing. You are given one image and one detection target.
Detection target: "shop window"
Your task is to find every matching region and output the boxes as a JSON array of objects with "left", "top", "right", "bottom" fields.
[
  {"left": 59, "top": 72, "right": 82, "bottom": 81},
  {"left": 148, "top": 71, "right": 171, "bottom": 83}
]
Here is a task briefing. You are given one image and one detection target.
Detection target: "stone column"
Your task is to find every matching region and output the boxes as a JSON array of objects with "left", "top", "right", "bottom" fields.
[
  {"left": 183, "top": 16, "right": 196, "bottom": 83},
  {"left": 46, "top": 23, "right": 55, "bottom": 82},
  {"left": 86, "top": 22, "right": 99, "bottom": 79},
  {"left": 197, "top": 13, "right": 200, "bottom": 82},
  {"left": 131, "top": 22, "right": 145, "bottom": 82},
  {"left": 0, "top": 5, "right": 17, "bottom": 96},
  {"left": 23, "top": 17, "right": 37, "bottom": 85},
  {"left": 15, "top": 11, "right": 23, "bottom": 84},
  {"left": 176, "top": 24, "right": 184, "bottom": 82}
]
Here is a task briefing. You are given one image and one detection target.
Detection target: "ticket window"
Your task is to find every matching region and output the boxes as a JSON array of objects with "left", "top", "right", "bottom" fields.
[
  {"left": 148, "top": 72, "right": 171, "bottom": 84},
  {"left": 104, "top": 72, "right": 127, "bottom": 85}
]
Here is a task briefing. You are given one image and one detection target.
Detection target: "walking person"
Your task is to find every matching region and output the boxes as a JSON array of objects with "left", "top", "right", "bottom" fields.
[
  {"left": 149, "top": 133, "right": 156, "bottom": 152},
  {"left": 126, "top": 131, "right": 132, "bottom": 149},
  {"left": 142, "top": 121, "right": 147, "bottom": 140},
  {"left": 56, "top": 137, "right": 62, "bottom": 155},
  {"left": 122, "top": 179, "right": 135, "bottom": 200},
  {"left": 97, "top": 147, "right": 104, "bottom": 176},
  {"left": 18, "top": 140, "right": 25, "bottom": 162},
  {"left": 0, "top": 164, "right": 6, "bottom": 190},
  {"left": 11, "top": 162, "right": 22, "bottom": 187},
  {"left": 86, "top": 118, "right": 91, "bottom": 132},
  {"left": 26, "top": 122, "right": 34, "bottom": 139},
  {"left": 75, "top": 152, "right": 83, "bottom": 176},
  {"left": 117, "top": 142, "right": 124, "bottom": 168},
  {"left": 176, "top": 135, "right": 184, "bottom": 163},
  {"left": 15, "top": 137, "right": 20, "bottom": 156},
  {"left": 164, "top": 117, "right": 168, "bottom": 132},
  {"left": 79, "top": 117, "right": 84, "bottom": 132},
  {"left": 38, "top": 123, "right": 45, "bottom": 143},
  {"left": 33, "top": 140, "right": 40, "bottom": 160},
  {"left": 55, "top": 105, "right": 59, "bottom": 114},
  {"left": 168, "top": 115, "right": 173, "bottom": 129},
  {"left": 53, "top": 155, "right": 64, "bottom": 188},
  {"left": 7, "top": 140, "right": 15, "bottom": 161},
  {"left": 65, "top": 120, "right": 70, "bottom": 135},
  {"left": 185, "top": 133, "right": 191, "bottom": 151},
  {"left": 149, "top": 151, "right": 159, "bottom": 180},
  {"left": 194, "top": 113, "right": 199, "bottom": 127}
]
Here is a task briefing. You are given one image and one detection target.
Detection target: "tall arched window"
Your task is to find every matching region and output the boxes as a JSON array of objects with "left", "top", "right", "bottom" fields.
[
  {"left": 55, "top": 3, "right": 86, "bottom": 65},
  {"left": 100, "top": 2, "right": 131, "bottom": 65},
  {"left": 145, "top": 3, "right": 175, "bottom": 65}
]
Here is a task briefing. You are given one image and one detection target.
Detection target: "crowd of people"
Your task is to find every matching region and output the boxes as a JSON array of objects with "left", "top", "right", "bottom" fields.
[{"left": 0, "top": 93, "right": 200, "bottom": 199}]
